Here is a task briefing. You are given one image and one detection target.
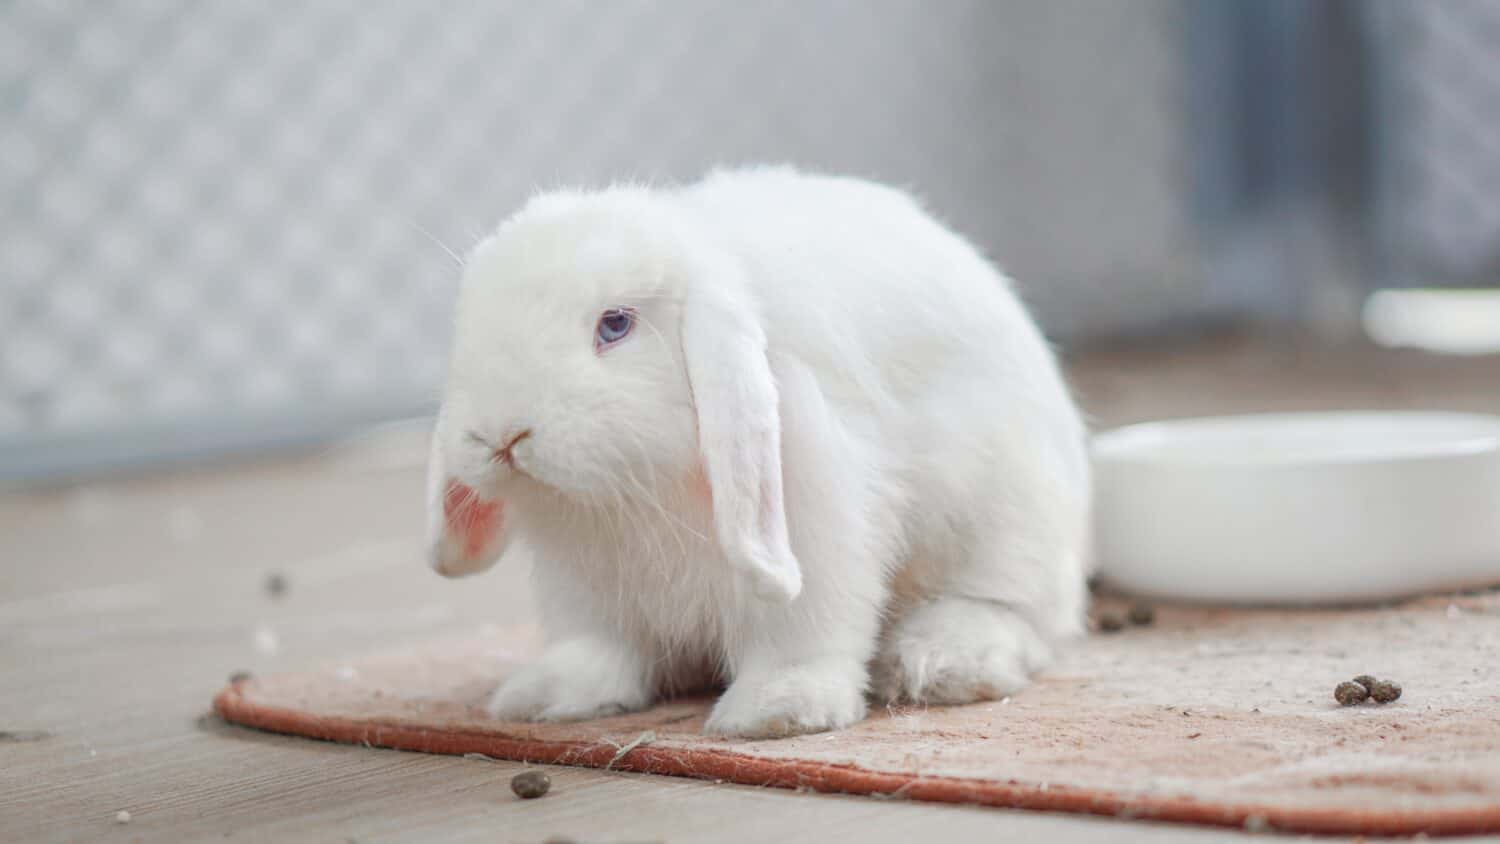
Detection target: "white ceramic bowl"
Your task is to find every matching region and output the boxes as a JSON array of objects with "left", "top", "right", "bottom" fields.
[{"left": 1092, "top": 411, "right": 1500, "bottom": 604}]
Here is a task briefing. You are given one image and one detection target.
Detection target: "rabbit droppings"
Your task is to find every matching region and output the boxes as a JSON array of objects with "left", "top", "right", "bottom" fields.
[{"left": 427, "top": 167, "right": 1090, "bottom": 738}]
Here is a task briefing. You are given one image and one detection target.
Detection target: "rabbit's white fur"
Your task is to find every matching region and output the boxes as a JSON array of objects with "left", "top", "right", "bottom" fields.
[{"left": 428, "top": 167, "right": 1090, "bottom": 738}]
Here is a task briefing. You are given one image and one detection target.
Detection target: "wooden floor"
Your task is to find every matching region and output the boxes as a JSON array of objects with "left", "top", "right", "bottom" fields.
[{"left": 4, "top": 333, "right": 1500, "bottom": 843}]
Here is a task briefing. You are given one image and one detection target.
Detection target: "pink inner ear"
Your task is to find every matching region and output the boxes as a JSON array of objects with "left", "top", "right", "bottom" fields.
[{"left": 443, "top": 480, "right": 503, "bottom": 558}]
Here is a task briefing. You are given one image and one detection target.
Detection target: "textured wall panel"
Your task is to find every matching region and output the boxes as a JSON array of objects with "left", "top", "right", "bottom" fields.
[
  {"left": 1, "top": 1, "right": 1200, "bottom": 473},
  {"left": 1371, "top": 0, "right": 1500, "bottom": 284}
]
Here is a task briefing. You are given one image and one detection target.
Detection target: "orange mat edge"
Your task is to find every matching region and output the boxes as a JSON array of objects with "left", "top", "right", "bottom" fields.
[{"left": 213, "top": 682, "right": 1500, "bottom": 837}]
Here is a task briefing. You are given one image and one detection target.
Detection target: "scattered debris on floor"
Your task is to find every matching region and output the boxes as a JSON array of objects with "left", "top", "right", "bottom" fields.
[
  {"left": 1336, "top": 675, "right": 1403, "bottom": 706},
  {"left": 510, "top": 770, "right": 551, "bottom": 799},
  {"left": 253, "top": 625, "right": 280, "bottom": 656},
  {"left": 604, "top": 730, "right": 657, "bottom": 770},
  {"left": 0, "top": 729, "right": 53, "bottom": 743},
  {"left": 264, "top": 572, "right": 289, "bottom": 599},
  {"left": 114, "top": 810, "right": 131, "bottom": 824},
  {"left": 1093, "top": 602, "right": 1157, "bottom": 633},
  {"left": 1242, "top": 813, "right": 1271, "bottom": 833}
]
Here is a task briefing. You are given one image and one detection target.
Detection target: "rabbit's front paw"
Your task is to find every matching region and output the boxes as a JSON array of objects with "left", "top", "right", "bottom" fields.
[
  {"left": 485, "top": 638, "right": 653, "bottom": 722},
  {"left": 704, "top": 659, "right": 867, "bottom": 738},
  {"left": 874, "top": 596, "right": 1053, "bottom": 704}
]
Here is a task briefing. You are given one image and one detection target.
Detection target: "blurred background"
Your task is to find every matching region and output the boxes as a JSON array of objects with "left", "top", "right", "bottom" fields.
[{"left": 3, "top": 0, "right": 1500, "bottom": 483}]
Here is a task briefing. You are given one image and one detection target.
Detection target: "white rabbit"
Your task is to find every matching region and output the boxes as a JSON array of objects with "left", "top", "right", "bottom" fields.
[{"left": 428, "top": 166, "right": 1090, "bottom": 738}]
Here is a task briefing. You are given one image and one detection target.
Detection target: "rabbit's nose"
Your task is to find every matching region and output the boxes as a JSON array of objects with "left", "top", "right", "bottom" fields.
[{"left": 493, "top": 429, "right": 532, "bottom": 466}]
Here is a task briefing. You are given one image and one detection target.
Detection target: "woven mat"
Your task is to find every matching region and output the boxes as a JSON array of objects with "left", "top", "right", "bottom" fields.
[{"left": 214, "top": 592, "right": 1500, "bottom": 837}]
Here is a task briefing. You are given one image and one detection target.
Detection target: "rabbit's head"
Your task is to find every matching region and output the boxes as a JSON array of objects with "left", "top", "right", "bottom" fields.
[{"left": 426, "top": 188, "right": 801, "bottom": 601}]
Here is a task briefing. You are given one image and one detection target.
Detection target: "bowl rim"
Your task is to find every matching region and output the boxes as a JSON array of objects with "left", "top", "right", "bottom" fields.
[{"left": 1092, "top": 410, "right": 1500, "bottom": 469}]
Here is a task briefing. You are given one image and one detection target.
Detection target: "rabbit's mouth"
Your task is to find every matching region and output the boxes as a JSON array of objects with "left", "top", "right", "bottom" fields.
[
  {"left": 442, "top": 481, "right": 502, "bottom": 553},
  {"left": 430, "top": 479, "right": 507, "bottom": 578}
]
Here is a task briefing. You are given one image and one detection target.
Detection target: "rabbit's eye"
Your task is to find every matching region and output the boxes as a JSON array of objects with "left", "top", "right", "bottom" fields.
[{"left": 595, "top": 308, "right": 635, "bottom": 350}]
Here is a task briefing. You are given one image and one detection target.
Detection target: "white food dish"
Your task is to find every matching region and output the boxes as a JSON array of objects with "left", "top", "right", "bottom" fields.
[{"left": 1092, "top": 411, "right": 1500, "bottom": 604}]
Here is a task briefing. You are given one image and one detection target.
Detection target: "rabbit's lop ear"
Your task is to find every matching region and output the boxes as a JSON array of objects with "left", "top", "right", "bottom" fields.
[
  {"left": 683, "top": 289, "right": 802, "bottom": 602},
  {"left": 426, "top": 415, "right": 511, "bottom": 578}
]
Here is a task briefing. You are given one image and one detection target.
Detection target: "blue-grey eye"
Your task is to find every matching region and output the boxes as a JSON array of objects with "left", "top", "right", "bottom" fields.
[{"left": 595, "top": 308, "right": 635, "bottom": 349}]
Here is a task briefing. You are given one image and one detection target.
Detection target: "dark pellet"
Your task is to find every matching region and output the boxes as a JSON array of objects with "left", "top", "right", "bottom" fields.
[
  {"left": 0, "top": 730, "right": 52, "bottom": 743},
  {"left": 511, "top": 770, "right": 551, "bottom": 799},
  {"left": 1097, "top": 613, "right": 1126, "bottom": 633},
  {"left": 1369, "top": 679, "right": 1402, "bottom": 704},
  {"left": 1334, "top": 681, "right": 1369, "bottom": 706}
]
